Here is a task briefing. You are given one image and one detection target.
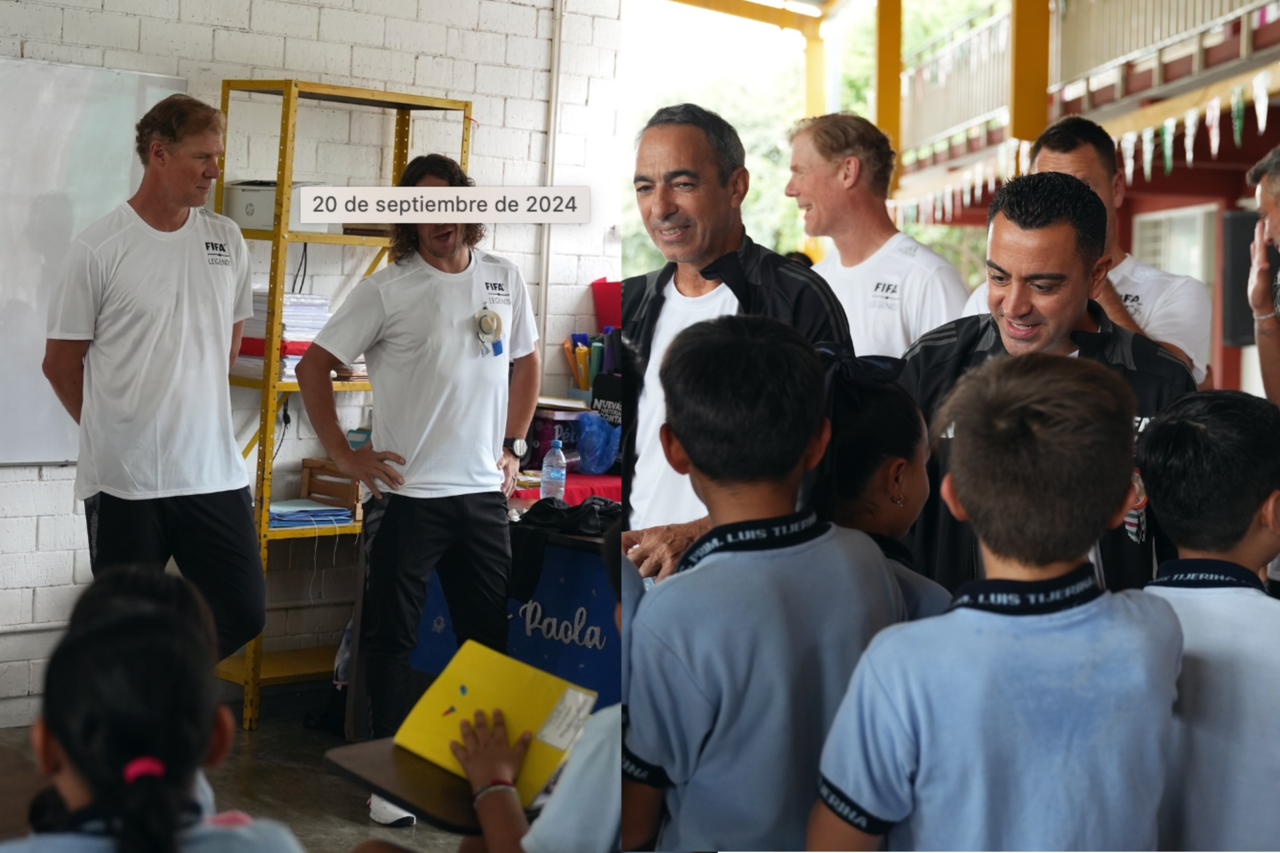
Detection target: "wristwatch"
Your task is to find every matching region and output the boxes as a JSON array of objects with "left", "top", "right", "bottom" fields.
[{"left": 503, "top": 437, "right": 527, "bottom": 456}]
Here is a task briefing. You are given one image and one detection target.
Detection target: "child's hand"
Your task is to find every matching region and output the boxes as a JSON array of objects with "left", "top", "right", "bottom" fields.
[{"left": 449, "top": 709, "right": 533, "bottom": 792}]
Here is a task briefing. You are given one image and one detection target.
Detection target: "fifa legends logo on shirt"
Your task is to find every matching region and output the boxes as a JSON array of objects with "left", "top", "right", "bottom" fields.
[
  {"left": 870, "top": 281, "right": 901, "bottom": 311},
  {"left": 1121, "top": 292, "right": 1145, "bottom": 320},
  {"left": 484, "top": 280, "right": 511, "bottom": 306},
  {"left": 204, "top": 241, "right": 231, "bottom": 267}
]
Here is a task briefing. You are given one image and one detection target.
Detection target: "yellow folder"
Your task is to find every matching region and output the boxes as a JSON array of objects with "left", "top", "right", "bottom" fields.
[{"left": 393, "top": 641, "right": 599, "bottom": 808}]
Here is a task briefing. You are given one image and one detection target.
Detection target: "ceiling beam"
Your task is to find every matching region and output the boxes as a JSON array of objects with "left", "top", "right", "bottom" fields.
[{"left": 666, "top": 0, "right": 821, "bottom": 37}]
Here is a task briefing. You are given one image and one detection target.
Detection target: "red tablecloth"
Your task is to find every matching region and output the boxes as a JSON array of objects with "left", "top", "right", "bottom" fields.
[{"left": 514, "top": 473, "right": 621, "bottom": 505}]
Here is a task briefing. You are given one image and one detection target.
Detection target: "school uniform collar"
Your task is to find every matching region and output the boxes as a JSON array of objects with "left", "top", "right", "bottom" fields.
[
  {"left": 950, "top": 561, "right": 1103, "bottom": 616},
  {"left": 865, "top": 532, "right": 915, "bottom": 573},
  {"left": 676, "top": 509, "right": 829, "bottom": 574},
  {"left": 59, "top": 801, "right": 202, "bottom": 835},
  {"left": 1148, "top": 558, "right": 1265, "bottom": 592}
]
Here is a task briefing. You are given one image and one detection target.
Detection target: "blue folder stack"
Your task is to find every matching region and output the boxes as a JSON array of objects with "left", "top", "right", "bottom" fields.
[{"left": 268, "top": 498, "right": 353, "bottom": 529}]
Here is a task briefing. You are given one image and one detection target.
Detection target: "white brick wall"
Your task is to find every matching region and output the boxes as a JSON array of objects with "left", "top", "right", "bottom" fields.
[{"left": 0, "top": 0, "right": 620, "bottom": 725}]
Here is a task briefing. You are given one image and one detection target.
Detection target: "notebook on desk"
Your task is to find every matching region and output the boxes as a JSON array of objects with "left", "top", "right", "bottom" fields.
[{"left": 393, "top": 641, "right": 597, "bottom": 808}]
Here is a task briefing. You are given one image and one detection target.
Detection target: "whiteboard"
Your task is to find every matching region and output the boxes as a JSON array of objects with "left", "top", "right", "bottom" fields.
[{"left": 0, "top": 58, "right": 185, "bottom": 465}]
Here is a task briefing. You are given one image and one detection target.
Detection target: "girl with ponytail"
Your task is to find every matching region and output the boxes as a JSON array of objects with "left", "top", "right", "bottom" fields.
[
  {"left": 827, "top": 352, "right": 952, "bottom": 619},
  {"left": 3, "top": 576, "right": 303, "bottom": 853}
]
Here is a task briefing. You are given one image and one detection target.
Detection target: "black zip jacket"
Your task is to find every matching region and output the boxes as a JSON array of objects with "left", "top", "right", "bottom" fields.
[
  {"left": 621, "top": 233, "right": 852, "bottom": 371},
  {"left": 898, "top": 301, "right": 1197, "bottom": 593},
  {"left": 622, "top": 235, "right": 852, "bottom": 516}
]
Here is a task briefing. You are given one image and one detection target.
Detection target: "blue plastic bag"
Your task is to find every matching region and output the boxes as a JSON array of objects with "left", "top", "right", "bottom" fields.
[{"left": 575, "top": 411, "right": 621, "bottom": 475}]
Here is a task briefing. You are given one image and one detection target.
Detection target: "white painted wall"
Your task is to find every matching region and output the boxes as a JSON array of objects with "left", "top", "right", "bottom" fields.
[{"left": 0, "top": 0, "right": 620, "bottom": 726}]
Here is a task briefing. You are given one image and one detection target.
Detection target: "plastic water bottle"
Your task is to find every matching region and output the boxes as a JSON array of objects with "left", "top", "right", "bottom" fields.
[{"left": 540, "top": 440, "right": 567, "bottom": 501}]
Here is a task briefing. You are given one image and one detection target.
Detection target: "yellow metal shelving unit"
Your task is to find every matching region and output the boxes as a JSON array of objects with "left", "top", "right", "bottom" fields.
[{"left": 214, "top": 79, "right": 471, "bottom": 730}]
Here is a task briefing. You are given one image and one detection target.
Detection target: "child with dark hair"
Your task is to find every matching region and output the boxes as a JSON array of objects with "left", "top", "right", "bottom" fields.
[
  {"left": 1137, "top": 390, "right": 1280, "bottom": 850},
  {"left": 27, "top": 568, "right": 221, "bottom": 834},
  {"left": 809, "top": 354, "right": 1182, "bottom": 851},
  {"left": 827, "top": 355, "right": 949, "bottom": 619},
  {"left": 622, "top": 315, "right": 903, "bottom": 851},
  {"left": 2, "top": 577, "right": 303, "bottom": 853}
]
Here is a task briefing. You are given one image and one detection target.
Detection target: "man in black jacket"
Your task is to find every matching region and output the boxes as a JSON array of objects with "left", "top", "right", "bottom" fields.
[
  {"left": 901, "top": 171, "right": 1196, "bottom": 593},
  {"left": 622, "top": 103, "right": 850, "bottom": 580}
]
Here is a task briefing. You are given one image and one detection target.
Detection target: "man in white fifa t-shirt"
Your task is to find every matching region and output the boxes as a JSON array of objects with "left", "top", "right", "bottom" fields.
[
  {"left": 43, "top": 94, "right": 265, "bottom": 662},
  {"left": 621, "top": 104, "right": 850, "bottom": 581},
  {"left": 785, "top": 113, "right": 969, "bottom": 357},
  {"left": 964, "top": 115, "right": 1213, "bottom": 386},
  {"left": 298, "top": 155, "right": 540, "bottom": 756}
]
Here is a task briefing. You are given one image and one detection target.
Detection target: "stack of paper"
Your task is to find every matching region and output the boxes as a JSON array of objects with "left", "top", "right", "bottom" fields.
[
  {"left": 243, "top": 288, "right": 330, "bottom": 343},
  {"left": 232, "top": 354, "right": 304, "bottom": 381},
  {"left": 234, "top": 288, "right": 333, "bottom": 381},
  {"left": 268, "top": 498, "right": 352, "bottom": 529}
]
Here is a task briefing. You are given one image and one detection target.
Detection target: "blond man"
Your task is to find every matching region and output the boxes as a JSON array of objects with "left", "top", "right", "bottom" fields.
[
  {"left": 43, "top": 94, "right": 264, "bottom": 661},
  {"left": 786, "top": 113, "right": 968, "bottom": 357}
]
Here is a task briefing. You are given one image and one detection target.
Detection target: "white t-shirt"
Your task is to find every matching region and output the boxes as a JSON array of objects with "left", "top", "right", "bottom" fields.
[
  {"left": 629, "top": 280, "right": 740, "bottom": 530},
  {"left": 814, "top": 233, "right": 968, "bottom": 358},
  {"left": 46, "top": 203, "right": 253, "bottom": 501},
  {"left": 312, "top": 250, "right": 537, "bottom": 499},
  {"left": 1145, "top": 560, "right": 1280, "bottom": 851},
  {"left": 963, "top": 254, "right": 1212, "bottom": 382}
]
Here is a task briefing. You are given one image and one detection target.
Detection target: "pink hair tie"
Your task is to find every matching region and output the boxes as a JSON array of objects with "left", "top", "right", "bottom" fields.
[{"left": 123, "top": 757, "right": 165, "bottom": 784}]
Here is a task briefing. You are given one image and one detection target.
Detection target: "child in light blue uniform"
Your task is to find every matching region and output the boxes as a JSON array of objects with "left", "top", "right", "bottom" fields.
[
  {"left": 1, "top": 573, "right": 303, "bottom": 853},
  {"left": 824, "top": 352, "right": 949, "bottom": 619},
  {"left": 1138, "top": 391, "right": 1280, "bottom": 851},
  {"left": 621, "top": 316, "right": 905, "bottom": 852},
  {"left": 809, "top": 354, "right": 1182, "bottom": 851}
]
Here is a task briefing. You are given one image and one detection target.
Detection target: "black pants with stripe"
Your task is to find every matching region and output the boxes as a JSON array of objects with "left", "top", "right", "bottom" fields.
[
  {"left": 362, "top": 491, "right": 512, "bottom": 738},
  {"left": 84, "top": 487, "right": 266, "bottom": 661}
]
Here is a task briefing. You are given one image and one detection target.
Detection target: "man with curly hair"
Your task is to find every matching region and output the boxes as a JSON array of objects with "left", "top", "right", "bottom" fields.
[{"left": 298, "top": 155, "right": 540, "bottom": 824}]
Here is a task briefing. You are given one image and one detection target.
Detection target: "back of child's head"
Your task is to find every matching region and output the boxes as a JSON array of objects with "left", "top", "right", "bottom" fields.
[
  {"left": 68, "top": 567, "right": 218, "bottom": 661},
  {"left": 830, "top": 359, "right": 922, "bottom": 504},
  {"left": 936, "top": 353, "right": 1135, "bottom": 565},
  {"left": 659, "top": 314, "right": 824, "bottom": 483},
  {"left": 43, "top": 604, "right": 217, "bottom": 853},
  {"left": 1137, "top": 390, "right": 1280, "bottom": 552}
]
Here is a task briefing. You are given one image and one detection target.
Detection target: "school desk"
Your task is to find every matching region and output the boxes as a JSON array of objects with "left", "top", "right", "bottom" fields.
[
  {"left": 324, "top": 738, "right": 479, "bottom": 834},
  {"left": 511, "top": 472, "right": 622, "bottom": 504}
]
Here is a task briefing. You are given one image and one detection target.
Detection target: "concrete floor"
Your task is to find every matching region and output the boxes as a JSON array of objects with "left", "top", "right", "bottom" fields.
[{"left": 0, "top": 685, "right": 464, "bottom": 853}]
